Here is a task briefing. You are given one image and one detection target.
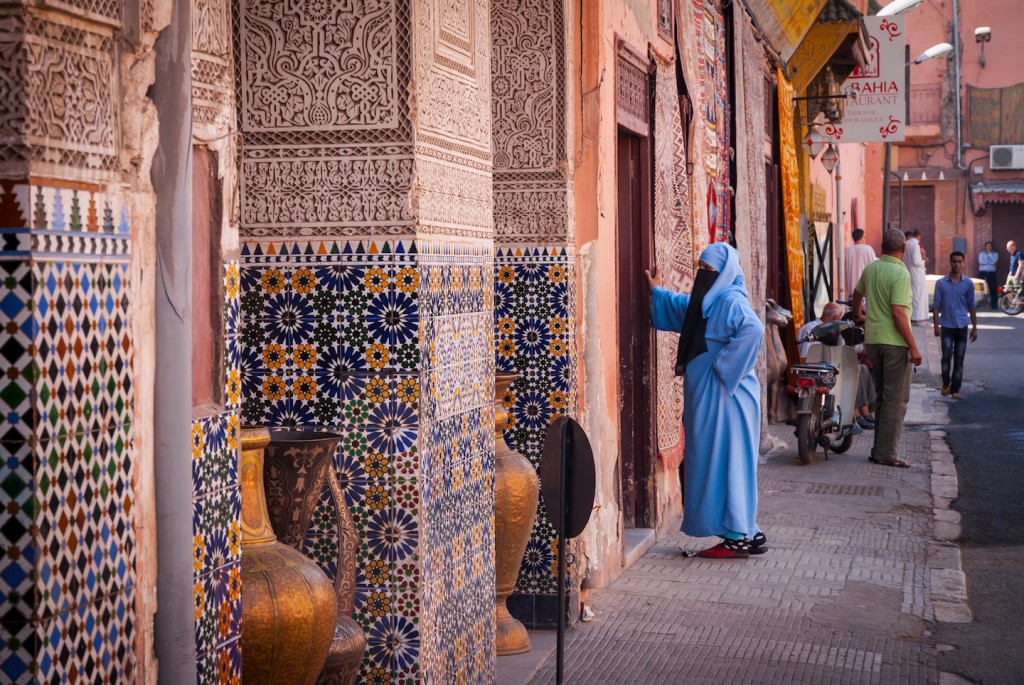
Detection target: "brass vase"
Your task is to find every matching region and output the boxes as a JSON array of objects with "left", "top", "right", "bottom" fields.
[
  {"left": 263, "top": 430, "right": 367, "bottom": 685},
  {"left": 493, "top": 373, "right": 539, "bottom": 655},
  {"left": 240, "top": 427, "right": 337, "bottom": 684}
]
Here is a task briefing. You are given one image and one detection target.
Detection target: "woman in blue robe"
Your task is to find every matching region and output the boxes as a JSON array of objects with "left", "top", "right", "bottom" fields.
[{"left": 646, "top": 243, "right": 766, "bottom": 558}]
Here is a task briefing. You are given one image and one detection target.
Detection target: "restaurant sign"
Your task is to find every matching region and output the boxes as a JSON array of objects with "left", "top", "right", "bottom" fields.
[{"left": 822, "top": 16, "right": 906, "bottom": 144}]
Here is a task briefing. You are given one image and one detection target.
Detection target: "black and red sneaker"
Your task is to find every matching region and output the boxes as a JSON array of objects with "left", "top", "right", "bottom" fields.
[{"left": 696, "top": 538, "right": 751, "bottom": 558}]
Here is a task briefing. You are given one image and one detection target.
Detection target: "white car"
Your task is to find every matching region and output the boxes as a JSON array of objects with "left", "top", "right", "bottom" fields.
[{"left": 925, "top": 273, "right": 989, "bottom": 308}]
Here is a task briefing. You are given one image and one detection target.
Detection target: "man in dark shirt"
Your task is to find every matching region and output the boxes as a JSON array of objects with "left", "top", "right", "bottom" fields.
[{"left": 932, "top": 251, "right": 977, "bottom": 399}]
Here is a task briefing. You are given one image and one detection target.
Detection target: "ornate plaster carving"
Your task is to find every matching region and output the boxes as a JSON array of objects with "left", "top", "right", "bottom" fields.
[
  {"left": 414, "top": 156, "right": 492, "bottom": 237},
  {"left": 0, "top": 12, "right": 120, "bottom": 180},
  {"left": 240, "top": 151, "right": 414, "bottom": 235},
  {"left": 414, "top": 0, "right": 492, "bottom": 162},
  {"left": 490, "top": 0, "right": 571, "bottom": 243},
  {"left": 237, "top": 0, "right": 399, "bottom": 132},
  {"left": 235, "top": 0, "right": 416, "bottom": 238},
  {"left": 192, "top": 0, "right": 232, "bottom": 125}
]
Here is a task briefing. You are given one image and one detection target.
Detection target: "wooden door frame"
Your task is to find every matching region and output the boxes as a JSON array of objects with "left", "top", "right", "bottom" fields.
[{"left": 615, "top": 37, "right": 657, "bottom": 530}]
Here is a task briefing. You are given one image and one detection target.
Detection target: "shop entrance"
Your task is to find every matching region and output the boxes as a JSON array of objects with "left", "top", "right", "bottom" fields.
[
  {"left": 616, "top": 129, "right": 655, "bottom": 530},
  {"left": 992, "top": 203, "right": 1024, "bottom": 284}
]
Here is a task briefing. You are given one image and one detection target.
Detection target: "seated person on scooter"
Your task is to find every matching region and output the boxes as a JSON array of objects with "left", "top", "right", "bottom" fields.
[{"left": 797, "top": 302, "right": 877, "bottom": 432}]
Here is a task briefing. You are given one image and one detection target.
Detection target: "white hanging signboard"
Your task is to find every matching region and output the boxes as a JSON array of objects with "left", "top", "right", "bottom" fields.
[{"left": 822, "top": 16, "right": 906, "bottom": 144}]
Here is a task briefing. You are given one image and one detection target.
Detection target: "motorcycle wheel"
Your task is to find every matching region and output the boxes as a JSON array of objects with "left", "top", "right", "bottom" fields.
[
  {"left": 999, "top": 292, "right": 1023, "bottom": 316},
  {"left": 829, "top": 434, "right": 854, "bottom": 454},
  {"left": 796, "top": 408, "right": 819, "bottom": 464}
]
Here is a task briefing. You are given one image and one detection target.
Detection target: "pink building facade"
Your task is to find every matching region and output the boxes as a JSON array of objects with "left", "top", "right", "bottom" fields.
[{"left": 863, "top": 0, "right": 1024, "bottom": 283}]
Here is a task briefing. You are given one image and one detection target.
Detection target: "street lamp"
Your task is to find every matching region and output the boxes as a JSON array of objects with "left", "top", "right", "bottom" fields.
[
  {"left": 975, "top": 27, "right": 991, "bottom": 67},
  {"left": 877, "top": 0, "right": 924, "bottom": 17},
  {"left": 911, "top": 42, "right": 953, "bottom": 64},
  {"left": 802, "top": 128, "right": 825, "bottom": 158},
  {"left": 882, "top": 41, "right": 954, "bottom": 229},
  {"left": 821, "top": 144, "right": 839, "bottom": 174}
]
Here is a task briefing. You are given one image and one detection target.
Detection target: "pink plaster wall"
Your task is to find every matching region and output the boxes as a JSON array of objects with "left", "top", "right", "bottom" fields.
[
  {"left": 573, "top": 0, "right": 677, "bottom": 588},
  {"left": 807, "top": 144, "right": 870, "bottom": 298},
  {"left": 865, "top": 0, "right": 1024, "bottom": 272}
]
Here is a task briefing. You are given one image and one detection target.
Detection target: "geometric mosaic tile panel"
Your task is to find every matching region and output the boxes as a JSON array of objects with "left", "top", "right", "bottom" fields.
[
  {"left": 238, "top": 238, "right": 496, "bottom": 684},
  {"left": 191, "top": 262, "right": 242, "bottom": 685},
  {"left": 0, "top": 181, "right": 136, "bottom": 684},
  {"left": 416, "top": 242, "right": 495, "bottom": 685},
  {"left": 494, "top": 246, "right": 579, "bottom": 599}
]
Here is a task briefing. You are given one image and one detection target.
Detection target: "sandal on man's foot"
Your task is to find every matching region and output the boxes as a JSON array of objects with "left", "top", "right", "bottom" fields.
[
  {"left": 869, "top": 457, "right": 910, "bottom": 468},
  {"left": 697, "top": 538, "right": 751, "bottom": 558},
  {"left": 749, "top": 531, "right": 768, "bottom": 555}
]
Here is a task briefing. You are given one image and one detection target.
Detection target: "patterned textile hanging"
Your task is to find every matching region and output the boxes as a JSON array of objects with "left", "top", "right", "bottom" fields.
[
  {"left": 651, "top": 53, "right": 695, "bottom": 468},
  {"left": 776, "top": 66, "right": 806, "bottom": 331}
]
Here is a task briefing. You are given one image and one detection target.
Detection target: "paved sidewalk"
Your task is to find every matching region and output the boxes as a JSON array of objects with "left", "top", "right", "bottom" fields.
[{"left": 500, "top": 330, "right": 968, "bottom": 684}]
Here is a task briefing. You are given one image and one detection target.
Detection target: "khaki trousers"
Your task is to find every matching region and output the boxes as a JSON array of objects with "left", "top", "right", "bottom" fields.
[{"left": 867, "top": 344, "right": 912, "bottom": 463}]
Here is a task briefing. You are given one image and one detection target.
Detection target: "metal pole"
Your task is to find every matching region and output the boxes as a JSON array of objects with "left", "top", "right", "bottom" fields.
[
  {"left": 888, "top": 169, "right": 905, "bottom": 229},
  {"left": 953, "top": 0, "right": 963, "bottom": 167},
  {"left": 151, "top": 0, "right": 197, "bottom": 680},
  {"left": 898, "top": 172, "right": 904, "bottom": 228},
  {"left": 555, "top": 423, "right": 569, "bottom": 685},
  {"left": 836, "top": 159, "right": 844, "bottom": 297},
  {"left": 882, "top": 141, "right": 892, "bottom": 230}
]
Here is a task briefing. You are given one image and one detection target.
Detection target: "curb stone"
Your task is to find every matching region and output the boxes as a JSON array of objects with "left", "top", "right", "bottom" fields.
[{"left": 920, "top": 393, "right": 972, "bottom": 624}]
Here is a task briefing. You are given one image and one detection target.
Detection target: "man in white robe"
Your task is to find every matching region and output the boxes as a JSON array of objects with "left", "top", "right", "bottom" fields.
[
  {"left": 903, "top": 230, "right": 928, "bottom": 322},
  {"left": 844, "top": 229, "right": 877, "bottom": 302}
]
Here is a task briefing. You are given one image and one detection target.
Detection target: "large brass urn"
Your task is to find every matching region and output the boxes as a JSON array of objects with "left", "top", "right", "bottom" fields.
[
  {"left": 240, "top": 427, "right": 337, "bottom": 684},
  {"left": 493, "top": 373, "right": 540, "bottom": 655}
]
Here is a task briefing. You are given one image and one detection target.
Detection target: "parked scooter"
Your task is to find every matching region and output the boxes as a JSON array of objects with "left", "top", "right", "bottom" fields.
[
  {"left": 789, "top": 315, "right": 865, "bottom": 464},
  {"left": 999, "top": 281, "right": 1023, "bottom": 316}
]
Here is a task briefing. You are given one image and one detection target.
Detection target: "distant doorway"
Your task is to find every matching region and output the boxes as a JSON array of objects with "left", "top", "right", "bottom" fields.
[
  {"left": 890, "top": 185, "right": 936, "bottom": 271},
  {"left": 616, "top": 130, "right": 655, "bottom": 530},
  {"left": 992, "top": 203, "right": 1024, "bottom": 285}
]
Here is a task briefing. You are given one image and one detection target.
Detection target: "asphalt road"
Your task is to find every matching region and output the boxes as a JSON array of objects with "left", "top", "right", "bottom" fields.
[{"left": 931, "top": 309, "right": 1024, "bottom": 684}]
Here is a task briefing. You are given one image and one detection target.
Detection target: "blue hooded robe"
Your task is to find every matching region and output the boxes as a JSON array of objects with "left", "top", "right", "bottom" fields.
[{"left": 650, "top": 243, "right": 764, "bottom": 538}]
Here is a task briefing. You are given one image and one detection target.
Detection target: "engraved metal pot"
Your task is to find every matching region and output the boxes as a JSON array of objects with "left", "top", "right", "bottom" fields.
[
  {"left": 493, "top": 373, "right": 540, "bottom": 655},
  {"left": 263, "top": 430, "right": 367, "bottom": 685},
  {"left": 240, "top": 427, "right": 337, "bottom": 685}
]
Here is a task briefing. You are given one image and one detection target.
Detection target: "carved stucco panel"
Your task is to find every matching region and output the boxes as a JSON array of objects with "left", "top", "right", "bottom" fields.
[
  {"left": 490, "top": 0, "right": 569, "bottom": 242},
  {"left": 414, "top": 0, "right": 492, "bottom": 158},
  {"left": 0, "top": 11, "right": 29, "bottom": 169},
  {"left": 414, "top": 157, "right": 492, "bottom": 237},
  {"left": 22, "top": 14, "right": 119, "bottom": 178},
  {"left": 193, "top": 0, "right": 232, "bottom": 124},
  {"left": 241, "top": 151, "right": 414, "bottom": 234},
  {"left": 45, "top": 0, "right": 122, "bottom": 26},
  {"left": 493, "top": 185, "right": 567, "bottom": 241},
  {"left": 491, "top": 0, "right": 558, "bottom": 172},
  {"left": 238, "top": 0, "right": 399, "bottom": 132}
]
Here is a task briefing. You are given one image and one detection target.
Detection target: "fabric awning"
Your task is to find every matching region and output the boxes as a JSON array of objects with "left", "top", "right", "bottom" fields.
[
  {"left": 742, "top": 0, "right": 867, "bottom": 85},
  {"left": 739, "top": 0, "right": 828, "bottom": 67},
  {"left": 970, "top": 181, "right": 1024, "bottom": 214}
]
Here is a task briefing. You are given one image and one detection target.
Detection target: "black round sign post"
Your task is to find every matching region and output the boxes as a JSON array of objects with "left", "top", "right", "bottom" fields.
[{"left": 541, "top": 417, "right": 596, "bottom": 685}]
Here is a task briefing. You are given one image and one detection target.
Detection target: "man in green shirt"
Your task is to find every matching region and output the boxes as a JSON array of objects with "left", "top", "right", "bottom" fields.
[{"left": 851, "top": 229, "right": 923, "bottom": 468}]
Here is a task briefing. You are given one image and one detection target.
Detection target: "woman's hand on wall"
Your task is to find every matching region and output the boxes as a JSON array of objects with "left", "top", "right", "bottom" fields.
[{"left": 644, "top": 268, "right": 662, "bottom": 291}]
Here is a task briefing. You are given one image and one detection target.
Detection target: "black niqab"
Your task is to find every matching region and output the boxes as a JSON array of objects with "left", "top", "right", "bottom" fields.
[{"left": 674, "top": 269, "right": 719, "bottom": 375}]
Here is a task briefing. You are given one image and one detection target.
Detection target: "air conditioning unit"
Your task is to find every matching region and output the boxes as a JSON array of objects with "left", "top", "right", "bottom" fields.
[{"left": 990, "top": 145, "right": 1024, "bottom": 170}]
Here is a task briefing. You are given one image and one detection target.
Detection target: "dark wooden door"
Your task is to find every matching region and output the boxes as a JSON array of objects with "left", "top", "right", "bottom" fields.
[
  {"left": 616, "top": 131, "right": 655, "bottom": 529},
  {"left": 992, "top": 204, "right": 1024, "bottom": 284},
  {"left": 766, "top": 161, "right": 781, "bottom": 302},
  {"left": 889, "top": 185, "right": 936, "bottom": 271}
]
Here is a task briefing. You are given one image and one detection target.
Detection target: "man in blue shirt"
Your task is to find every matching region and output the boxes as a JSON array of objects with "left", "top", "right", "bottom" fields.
[
  {"left": 931, "top": 251, "right": 978, "bottom": 399},
  {"left": 1008, "top": 240, "right": 1024, "bottom": 284}
]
